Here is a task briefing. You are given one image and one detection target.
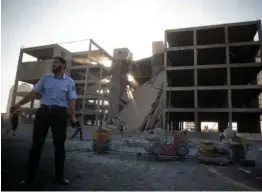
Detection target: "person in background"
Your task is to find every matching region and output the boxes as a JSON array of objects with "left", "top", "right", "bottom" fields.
[
  {"left": 219, "top": 132, "right": 225, "bottom": 141},
  {"left": 7, "top": 110, "right": 20, "bottom": 136},
  {"left": 10, "top": 56, "right": 77, "bottom": 189},
  {"left": 120, "top": 122, "right": 124, "bottom": 138},
  {"left": 71, "top": 120, "right": 83, "bottom": 141}
]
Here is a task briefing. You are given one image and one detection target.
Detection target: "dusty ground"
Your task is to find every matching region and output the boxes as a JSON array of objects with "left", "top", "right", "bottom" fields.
[{"left": 1, "top": 125, "right": 262, "bottom": 191}]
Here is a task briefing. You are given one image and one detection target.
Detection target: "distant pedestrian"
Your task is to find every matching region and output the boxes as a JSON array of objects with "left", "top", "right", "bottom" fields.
[
  {"left": 71, "top": 121, "right": 83, "bottom": 141},
  {"left": 10, "top": 56, "right": 77, "bottom": 189},
  {"left": 219, "top": 132, "right": 224, "bottom": 141},
  {"left": 120, "top": 123, "right": 124, "bottom": 138},
  {"left": 7, "top": 110, "right": 20, "bottom": 136}
]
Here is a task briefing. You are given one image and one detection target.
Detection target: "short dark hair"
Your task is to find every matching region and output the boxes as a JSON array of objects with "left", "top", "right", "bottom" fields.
[{"left": 54, "top": 56, "right": 67, "bottom": 67}]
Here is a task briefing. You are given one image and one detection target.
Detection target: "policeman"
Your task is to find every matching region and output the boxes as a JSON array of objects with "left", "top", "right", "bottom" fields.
[{"left": 10, "top": 56, "right": 77, "bottom": 187}]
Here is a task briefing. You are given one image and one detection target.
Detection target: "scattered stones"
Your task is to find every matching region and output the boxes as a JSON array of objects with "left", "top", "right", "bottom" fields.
[{"left": 2, "top": 127, "right": 262, "bottom": 191}]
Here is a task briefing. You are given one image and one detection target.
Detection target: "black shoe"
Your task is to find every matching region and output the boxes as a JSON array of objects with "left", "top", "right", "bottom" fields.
[
  {"left": 56, "top": 177, "right": 70, "bottom": 185},
  {"left": 20, "top": 180, "right": 34, "bottom": 190}
]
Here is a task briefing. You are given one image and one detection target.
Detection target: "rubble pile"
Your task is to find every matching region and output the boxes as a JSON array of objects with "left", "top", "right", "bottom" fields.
[{"left": 116, "top": 71, "right": 165, "bottom": 132}]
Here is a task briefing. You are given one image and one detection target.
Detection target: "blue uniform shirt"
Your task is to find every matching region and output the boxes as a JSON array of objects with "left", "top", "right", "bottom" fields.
[{"left": 33, "top": 74, "right": 77, "bottom": 108}]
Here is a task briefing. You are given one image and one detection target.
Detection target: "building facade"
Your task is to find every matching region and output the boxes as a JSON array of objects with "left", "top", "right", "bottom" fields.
[
  {"left": 163, "top": 20, "right": 262, "bottom": 133},
  {"left": 10, "top": 39, "right": 115, "bottom": 125}
]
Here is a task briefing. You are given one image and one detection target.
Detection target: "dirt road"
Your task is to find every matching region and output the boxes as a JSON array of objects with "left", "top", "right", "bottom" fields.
[{"left": 1, "top": 125, "right": 261, "bottom": 191}]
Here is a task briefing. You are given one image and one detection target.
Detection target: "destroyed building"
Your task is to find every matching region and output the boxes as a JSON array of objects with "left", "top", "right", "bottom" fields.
[
  {"left": 163, "top": 20, "right": 262, "bottom": 133},
  {"left": 11, "top": 39, "right": 115, "bottom": 125},
  {"left": 113, "top": 20, "right": 262, "bottom": 133},
  {"left": 10, "top": 20, "right": 262, "bottom": 133}
]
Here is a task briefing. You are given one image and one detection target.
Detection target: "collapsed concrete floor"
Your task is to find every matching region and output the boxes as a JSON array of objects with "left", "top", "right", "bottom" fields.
[
  {"left": 113, "top": 20, "right": 262, "bottom": 133},
  {"left": 2, "top": 125, "right": 262, "bottom": 191}
]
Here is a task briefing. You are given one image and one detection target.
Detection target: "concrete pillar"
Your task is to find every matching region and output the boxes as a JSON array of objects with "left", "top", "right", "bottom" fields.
[
  {"left": 173, "top": 121, "right": 179, "bottom": 131},
  {"left": 81, "top": 66, "right": 89, "bottom": 126},
  {"left": 181, "top": 121, "right": 184, "bottom": 130},
  {"left": 193, "top": 29, "right": 199, "bottom": 132},
  {"left": 218, "top": 120, "right": 227, "bottom": 132},
  {"left": 151, "top": 41, "right": 164, "bottom": 78},
  {"left": 11, "top": 49, "right": 23, "bottom": 107},
  {"left": 107, "top": 48, "right": 132, "bottom": 123},
  {"left": 179, "top": 122, "right": 182, "bottom": 130},
  {"left": 195, "top": 120, "right": 201, "bottom": 132},
  {"left": 225, "top": 26, "right": 233, "bottom": 130}
]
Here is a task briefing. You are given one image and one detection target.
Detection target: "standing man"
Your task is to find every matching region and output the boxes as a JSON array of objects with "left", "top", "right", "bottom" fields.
[
  {"left": 10, "top": 56, "right": 77, "bottom": 188},
  {"left": 119, "top": 122, "right": 124, "bottom": 138}
]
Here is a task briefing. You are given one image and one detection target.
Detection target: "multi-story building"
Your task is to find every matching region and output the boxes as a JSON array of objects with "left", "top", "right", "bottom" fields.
[
  {"left": 163, "top": 20, "right": 262, "bottom": 133},
  {"left": 10, "top": 20, "right": 262, "bottom": 133},
  {"left": 11, "top": 39, "right": 114, "bottom": 125}
]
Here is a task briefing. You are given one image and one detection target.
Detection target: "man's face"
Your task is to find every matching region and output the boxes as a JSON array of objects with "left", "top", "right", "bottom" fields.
[{"left": 52, "top": 58, "right": 64, "bottom": 73}]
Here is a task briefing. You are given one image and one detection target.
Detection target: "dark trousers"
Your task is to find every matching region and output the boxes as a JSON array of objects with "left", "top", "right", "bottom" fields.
[
  {"left": 71, "top": 128, "right": 83, "bottom": 140},
  {"left": 11, "top": 120, "right": 18, "bottom": 131},
  {"left": 27, "top": 106, "right": 67, "bottom": 182}
]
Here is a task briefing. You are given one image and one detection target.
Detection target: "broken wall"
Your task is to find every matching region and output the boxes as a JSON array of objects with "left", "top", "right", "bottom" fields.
[{"left": 118, "top": 70, "right": 165, "bottom": 131}]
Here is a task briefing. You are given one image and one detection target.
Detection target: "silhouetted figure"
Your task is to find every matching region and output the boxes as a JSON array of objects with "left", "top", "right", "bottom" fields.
[
  {"left": 120, "top": 124, "right": 124, "bottom": 138},
  {"left": 71, "top": 121, "right": 83, "bottom": 141},
  {"left": 7, "top": 110, "right": 20, "bottom": 136}
]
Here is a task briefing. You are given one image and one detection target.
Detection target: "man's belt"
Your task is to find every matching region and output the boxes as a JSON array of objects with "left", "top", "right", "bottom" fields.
[{"left": 41, "top": 104, "right": 66, "bottom": 110}]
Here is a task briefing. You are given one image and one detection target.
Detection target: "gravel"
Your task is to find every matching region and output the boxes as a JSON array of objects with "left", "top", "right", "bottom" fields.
[{"left": 1, "top": 125, "right": 262, "bottom": 191}]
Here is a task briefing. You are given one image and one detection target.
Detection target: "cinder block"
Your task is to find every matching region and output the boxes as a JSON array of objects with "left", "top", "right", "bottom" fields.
[
  {"left": 113, "top": 48, "right": 133, "bottom": 60},
  {"left": 152, "top": 41, "right": 164, "bottom": 55}
]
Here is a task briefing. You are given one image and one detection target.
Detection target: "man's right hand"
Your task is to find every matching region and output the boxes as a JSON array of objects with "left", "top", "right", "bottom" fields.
[
  {"left": 10, "top": 104, "right": 20, "bottom": 114},
  {"left": 71, "top": 116, "right": 77, "bottom": 123}
]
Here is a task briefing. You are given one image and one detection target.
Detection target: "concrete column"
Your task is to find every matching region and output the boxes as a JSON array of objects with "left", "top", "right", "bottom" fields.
[
  {"left": 163, "top": 31, "right": 168, "bottom": 130},
  {"left": 107, "top": 60, "right": 122, "bottom": 122},
  {"left": 173, "top": 121, "right": 179, "bottom": 131},
  {"left": 95, "top": 66, "right": 103, "bottom": 126},
  {"left": 11, "top": 49, "right": 23, "bottom": 107},
  {"left": 218, "top": 121, "right": 227, "bottom": 132},
  {"left": 100, "top": 99, "right": 105, "bottom": 127},
  {"left": 107, "top": 48, "right": 132, "bottom": 123},
  {"left": 193, "top": 29, "right": 200, "bottom": 132},
  {"left": 225, "top": 26, "right": 233, "bottom": 130},
  {"left": 151, "top": 41, "right": 164, "bottom": 78},
  {"left": 81, "top": 66, "right": 89, "bottom": 126},
  {"left": 180, "top": 122, "right": 184, "bottom": 130},
  {"left": 258, "top": 21, "right": 262, "bottom": 66},
  {"left": 195, "top": 120, "right": 201, "bottom": 132}
]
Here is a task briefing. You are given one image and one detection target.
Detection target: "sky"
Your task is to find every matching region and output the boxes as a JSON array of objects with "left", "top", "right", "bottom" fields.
[{"left": 1, "top": 0, "right": 262, "bottom": 113}]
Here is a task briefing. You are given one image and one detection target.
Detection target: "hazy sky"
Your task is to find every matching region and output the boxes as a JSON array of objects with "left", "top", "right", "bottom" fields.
[{"left": 1, "top": 0, "right": 262, "bottom": 112}]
